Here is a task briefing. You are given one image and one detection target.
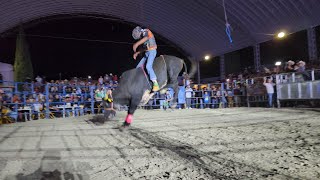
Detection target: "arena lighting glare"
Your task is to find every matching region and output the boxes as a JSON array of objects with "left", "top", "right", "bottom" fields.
[
  {"left": 277, "top": 32, "right": 286, "bottom": 38},
  {"left": 275, "top": 61, "right": 282, "bottom": 66},
  {"left": 204, "top": 55, "right": 210, "bottom": 60},
  {"left": 88, "top": 76, "right": 92, "bottom": 79}
]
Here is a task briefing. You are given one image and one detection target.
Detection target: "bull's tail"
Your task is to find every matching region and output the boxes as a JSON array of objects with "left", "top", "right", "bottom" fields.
[
  {"left": 182, "top": 61, "right": 188, "bottom": 75},
  {"left": 187, "top": 58, "right": 197, "bottom": 79}
]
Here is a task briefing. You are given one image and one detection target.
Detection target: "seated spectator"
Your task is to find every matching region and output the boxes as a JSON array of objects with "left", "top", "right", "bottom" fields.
[
  {"left": 35, "top": 75, "right": 43, "bottom": 83},
  {"left": 33, "top": 100, "right": 43, "bottom": 120},
  {"left": 98, "top": 76, "right": 104, "bottom": 85},
  {"left": 112, "top": 75, "right": 118, "bottom": 83}
]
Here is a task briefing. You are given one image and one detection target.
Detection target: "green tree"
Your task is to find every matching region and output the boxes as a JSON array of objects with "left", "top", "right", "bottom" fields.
[{"left": 14, "top": 26, "right": 33, "bottom": 82}]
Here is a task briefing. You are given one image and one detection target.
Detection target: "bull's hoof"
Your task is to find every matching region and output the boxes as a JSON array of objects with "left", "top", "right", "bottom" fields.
[{"left": 119, "top": 122, "right": 131, "bottom": 132}]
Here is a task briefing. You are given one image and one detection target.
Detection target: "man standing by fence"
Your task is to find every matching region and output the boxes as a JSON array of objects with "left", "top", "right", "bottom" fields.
[{"left": 263, "top": 77, "right": 275, "bottom": 108}]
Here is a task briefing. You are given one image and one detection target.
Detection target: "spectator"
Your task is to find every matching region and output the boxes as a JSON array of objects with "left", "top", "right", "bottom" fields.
[
  {"left": 285, "top": 60, "right": 295, "bottom": 72},
  {"left": 163, "top": 89, "right": 173, "bottom": 110},
  {"left": 35, "top": 75, "right": 43, "bottom": 83},
  {"left": 104, "top": 74, "right": 110, "bottom": 83},
  {"left": 296, "top": 61, "right": 306, "bottom": 73},
  {"left": 98, "top": 76, "right": 104, "bottom": 85},
  {"left": 32, "top": 99, "right": 43, "bottom": 120},
  {"left": 203, "top": 91, "right": 210, "bottom": 108},
  {"left": 112, "top": 75, "right": 118, "bottom": 82},
  {"left": 185, "top": 85, "right": 193, "bottom": 109},
  {"left": 177, "top": 75, "right": 185, "bottom": 87},
  {"left": 233, "top": 84, "right": 242, "bottom": 107},
  {"left": 211, "top": 86, "right": 218, "bottom": 108},
  {"left": 216, "top": 86, "right": 227, "bottom": 108},
  {"left": 177, "top": 86, "right": 186, "bottom": 109},
  {"left": 195, "top": 86, "right": 203, "bottom": 108},
  {"left": 263, "top": 77, "right": 275, "bottom": 108}
]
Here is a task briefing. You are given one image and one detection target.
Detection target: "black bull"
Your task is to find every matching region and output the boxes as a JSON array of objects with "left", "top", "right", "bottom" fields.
[{"left": 111, "top": 55, "right": 196, "bottom": 124}]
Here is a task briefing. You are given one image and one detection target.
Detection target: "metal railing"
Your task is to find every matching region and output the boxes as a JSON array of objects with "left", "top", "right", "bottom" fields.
[{"left": 275, "top": 69, "right": 320, "bottom": 107}]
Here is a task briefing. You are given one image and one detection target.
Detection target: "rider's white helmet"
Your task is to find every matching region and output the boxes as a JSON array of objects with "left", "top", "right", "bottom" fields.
[{"left": 132, "top": 26, "right": 142, "bottom": 40}]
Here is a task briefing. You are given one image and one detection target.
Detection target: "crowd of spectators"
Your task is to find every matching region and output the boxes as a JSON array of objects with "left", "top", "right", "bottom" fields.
[
  {"left": 0, "top": 73, "right": 119, "bottom": 121},
  {"left": 144, "top": 59, "right": 320, "bottom": 110},
  {"left": 1, "top": 59, "right": 319, "bottom": 122}
]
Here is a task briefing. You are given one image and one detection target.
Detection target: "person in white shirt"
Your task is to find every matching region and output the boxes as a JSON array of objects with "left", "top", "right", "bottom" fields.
[
  {"left": 263, "top": 77, "right": 275, "bottom": 108},
  {"left": 185, "top": 85, "right": 193, "bottom": 109}
]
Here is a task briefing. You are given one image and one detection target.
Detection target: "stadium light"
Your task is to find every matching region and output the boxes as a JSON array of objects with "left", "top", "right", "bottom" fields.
[
  {"left": 204, "top": 55, "right": 210, "bottom": 61},
  {"left": 277, "top": 32, "right": 286, "bottom": 38},
  {"left": 275, "top": 61, "right": 282, "bottom": 66}
]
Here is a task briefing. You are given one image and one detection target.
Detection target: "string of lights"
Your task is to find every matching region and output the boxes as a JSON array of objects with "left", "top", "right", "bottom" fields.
[{"left": 23, "top": 34, "right": 171, "bottom": 46}]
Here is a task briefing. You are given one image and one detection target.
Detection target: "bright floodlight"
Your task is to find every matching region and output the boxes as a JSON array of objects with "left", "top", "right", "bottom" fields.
[
  {"left": 275, "top": 61, "right": 282, "bottom": 66},
  {"left": 204, "top": 55, "right": 210, "bottom": 60},
  {"left": 277, "top": 32, "right": 285, "bottom": 38}
]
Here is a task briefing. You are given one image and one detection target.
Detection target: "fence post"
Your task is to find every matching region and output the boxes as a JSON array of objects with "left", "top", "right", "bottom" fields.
[
  {"left": 298, "top": 83, "right": 302, "bottom": 99},
  {"left": 292, "top": 73, "right": 295, "bottom": 83},
  {"left": 15, "top": 83, "right": 18, "bottom": 94},
  {"left": 221, "top": 83, "right": 225, "bottom": 108},
  {"left": 276, "top": 74, "right": 281, "bottom": 108},
  {"left": 45, "top": 84, "right": 50, "bottom": 119},
  {"left": 309, "top": 82, "right": 313, "bottom": 98},
  {"left": 31, "top": 83, "right": 34, "bottom": 94},
  {"left": 90, "top": 86, "right": 95, "bottom": 114}
]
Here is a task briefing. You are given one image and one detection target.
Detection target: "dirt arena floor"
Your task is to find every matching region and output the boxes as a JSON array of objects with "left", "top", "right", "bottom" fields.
[{"left": 0, "top": 108, "right": 319, "bottom": 180}]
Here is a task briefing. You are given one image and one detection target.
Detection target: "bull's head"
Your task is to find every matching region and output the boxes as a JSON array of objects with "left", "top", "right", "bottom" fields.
[{"left": 112, "top": 88, "right": 130, "bottom": 110}]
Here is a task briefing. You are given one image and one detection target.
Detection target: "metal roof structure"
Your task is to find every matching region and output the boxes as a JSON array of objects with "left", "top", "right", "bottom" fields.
[{"left": 1, "top": 0, "right": 320, "bottom": 59}]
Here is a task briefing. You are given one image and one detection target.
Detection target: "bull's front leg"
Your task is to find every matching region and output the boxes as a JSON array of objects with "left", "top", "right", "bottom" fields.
[{"left": 122, "top": 97, "right": 140, "bottom": 128}]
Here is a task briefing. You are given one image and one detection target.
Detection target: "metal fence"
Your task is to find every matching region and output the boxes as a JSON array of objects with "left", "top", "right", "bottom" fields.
[
  {"left": 275, "top": 69, "right": 320, "bottom": 107},
  {"left": 0, "top": 80, "right": 117, "bottom": 121}
]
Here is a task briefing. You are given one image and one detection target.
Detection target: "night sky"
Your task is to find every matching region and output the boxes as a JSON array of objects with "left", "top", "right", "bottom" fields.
[{"left": 0, "top": 16, "right": 316, "bottom": 80}]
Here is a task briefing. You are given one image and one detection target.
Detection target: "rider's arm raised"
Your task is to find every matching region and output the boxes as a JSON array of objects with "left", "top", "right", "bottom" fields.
[{"left": 133, "top": 36, "right": 148, "bottom": 52}]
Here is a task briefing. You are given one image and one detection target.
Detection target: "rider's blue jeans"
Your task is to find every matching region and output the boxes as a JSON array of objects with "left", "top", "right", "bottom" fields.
[{"left": 136, "top": 49, "right": 157, "bottom": 81}]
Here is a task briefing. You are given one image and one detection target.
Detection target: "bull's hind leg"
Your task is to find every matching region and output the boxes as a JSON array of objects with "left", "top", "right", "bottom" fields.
[{"left": 171, "top": 83, "right": 179, "bottom": 109}]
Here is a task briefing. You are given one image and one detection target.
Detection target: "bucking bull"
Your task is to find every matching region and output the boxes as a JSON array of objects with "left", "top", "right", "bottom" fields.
[{"left": 105, "top": 55, "right": 196, "bottom": 129}]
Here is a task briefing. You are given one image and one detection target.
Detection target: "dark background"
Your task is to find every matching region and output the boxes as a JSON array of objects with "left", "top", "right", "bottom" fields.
[
  {"left": 0, "top": 16, "right": 317, "bottom": 80},
  {"left": 0, "top": 17, "right": 188, "bottom": 80}
]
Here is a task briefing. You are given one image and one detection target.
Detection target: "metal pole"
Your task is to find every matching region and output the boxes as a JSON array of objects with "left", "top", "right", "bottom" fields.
[
  {"left": 220, "top": 55, "right": 225, "bottom": 80},
  {"left": 45, "top": 84, "right": 50, "bottom": 119},
  {"left": 197, "top": 60, "right": 200, "bottom": 84},
  {"left": 90, "top": 86, "right": 95, "bottom": 114}
]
